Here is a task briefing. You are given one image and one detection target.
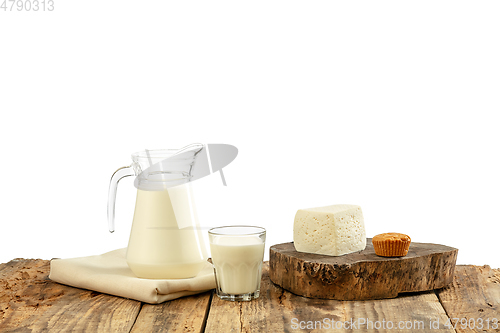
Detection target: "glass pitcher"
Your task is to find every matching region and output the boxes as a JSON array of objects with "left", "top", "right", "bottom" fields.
[{"left": 108, "top": 144, "right": 210, "bottom": 279}]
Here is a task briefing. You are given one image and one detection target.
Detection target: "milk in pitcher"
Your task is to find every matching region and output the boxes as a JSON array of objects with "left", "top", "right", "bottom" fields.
[{"left": 126, "top": 184, "right": 207, "bottom": 279}]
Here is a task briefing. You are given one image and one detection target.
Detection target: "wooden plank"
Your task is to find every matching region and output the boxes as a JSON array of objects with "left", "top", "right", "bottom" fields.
[
  {"left": 0, "top": 258, "right": 141, "bottom": 333},
  {"left": 130, "top": 291, "right": 212, "bottom": 333},
  {"left": 343, "top": 291, "right": 455, "bottom": 332},
  {"left": 205, "top": 262, "right": 455, "bottom": 332},
  {"left": 204, "top": 290, "right": 242, "bottom": 333},
  {"left": 436, "top": 265, "right": 500, "bottom": 333},
  {"left": 270, "top": 240, "right": 458, "bottom": 300}
]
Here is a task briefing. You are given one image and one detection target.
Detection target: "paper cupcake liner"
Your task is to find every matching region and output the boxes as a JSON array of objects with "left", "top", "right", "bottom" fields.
[{"left": 372, "top": 239, "right": 411, "bottom": 257}]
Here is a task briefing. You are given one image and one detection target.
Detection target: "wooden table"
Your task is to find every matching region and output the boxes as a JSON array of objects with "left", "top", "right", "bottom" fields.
[{"left": 1, "top": 259, "right": 499, "bottom": 332}]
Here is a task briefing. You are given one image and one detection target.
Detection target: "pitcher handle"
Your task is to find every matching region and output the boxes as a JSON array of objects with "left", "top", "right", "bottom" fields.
[{"left": 107, "top": 166, "right": 135, "bottom": 233}]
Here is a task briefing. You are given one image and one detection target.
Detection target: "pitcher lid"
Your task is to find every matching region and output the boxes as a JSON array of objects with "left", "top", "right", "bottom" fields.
[{"left": 134, "top": 143, "right": 238, "bottom": 191}]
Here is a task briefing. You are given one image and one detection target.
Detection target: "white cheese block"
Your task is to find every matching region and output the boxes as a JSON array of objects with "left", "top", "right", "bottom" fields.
[{"left": 293, "top": 204, "right": 366, "bottom": 256}]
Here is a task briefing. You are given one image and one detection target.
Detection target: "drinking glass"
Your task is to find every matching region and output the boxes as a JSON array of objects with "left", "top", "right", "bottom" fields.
[{"left": 208, "top": 226, "right": 266, "bottom": 301}]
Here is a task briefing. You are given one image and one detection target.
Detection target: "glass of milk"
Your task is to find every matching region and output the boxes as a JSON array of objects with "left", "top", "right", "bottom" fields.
[{"left": 208, "top": 226, "right": 266, "bottom": 301}]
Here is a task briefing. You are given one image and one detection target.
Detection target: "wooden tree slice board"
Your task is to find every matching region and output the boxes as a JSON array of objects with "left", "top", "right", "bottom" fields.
[{"left": 269, "top": 239, "right": 458, "bottom": 300}]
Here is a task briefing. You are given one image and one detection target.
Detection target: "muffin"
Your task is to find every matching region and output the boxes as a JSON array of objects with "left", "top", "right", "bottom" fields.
[{"left": 372, "top": 233, "right": 411, "bottom": 257}]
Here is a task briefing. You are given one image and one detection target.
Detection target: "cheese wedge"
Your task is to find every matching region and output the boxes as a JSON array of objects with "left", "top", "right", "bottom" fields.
[{"left": 293, "top": 204, "right": 366, "bottom": 256}]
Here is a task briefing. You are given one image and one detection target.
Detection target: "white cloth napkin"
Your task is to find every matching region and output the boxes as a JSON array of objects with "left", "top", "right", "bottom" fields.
[{"left": 49, "top": 248, "right": 216, "bottom": 304}]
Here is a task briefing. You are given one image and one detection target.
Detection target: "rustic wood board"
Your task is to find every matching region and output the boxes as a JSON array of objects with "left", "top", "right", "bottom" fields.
[
  {"left": 131, "top": 291, "right": 212, "bottom": 333},
  {"left": 0, "top": 258, "right": 142, "bottom": 333},
  {"left": 2, "top": 257, "right": 498, "bottom": 332},
  {"left": 436, "top": 265, "right": 500, "bottom": 333},
  {"left": 269, "top": 239, "right": 458, "bottom": 300}
]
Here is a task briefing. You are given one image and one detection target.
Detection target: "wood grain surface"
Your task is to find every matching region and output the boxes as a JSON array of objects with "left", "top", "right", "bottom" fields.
[
  {"left": 131, "top": 291, "right": 212, "bottom": 333},
  {"left": 1, "top": 257, "right": 498, "bottom": 332},
  {"left": 437, "top": 265, "right": 500, "bottom": 333},
  {"left": 269, "top": 239, "right": 458, "bottom": 300},
  {"left": 0, "top": 258, "right": 141, "bottom": 333},
  {"left": 205, "top": 262, "right": 456, "bottom": 332}
]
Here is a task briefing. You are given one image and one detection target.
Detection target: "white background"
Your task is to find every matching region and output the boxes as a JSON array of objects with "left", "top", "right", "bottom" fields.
[{"left": 1, "top": 1, "right": 499, "bottom": 268}]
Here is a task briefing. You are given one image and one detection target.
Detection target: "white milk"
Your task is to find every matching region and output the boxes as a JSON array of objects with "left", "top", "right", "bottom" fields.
[
  {"left": 126, "top": 184, "right": 207, "bottom": 279},
  {"left": 210, "top": 236, "right": 265, "bottom": 294}
]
